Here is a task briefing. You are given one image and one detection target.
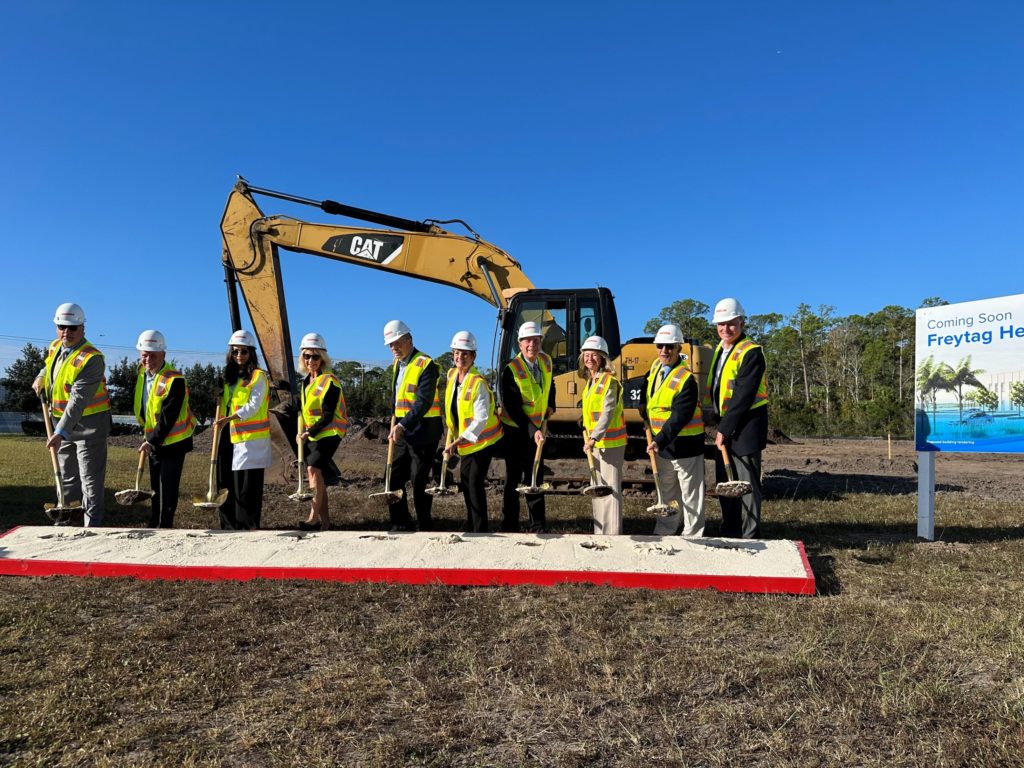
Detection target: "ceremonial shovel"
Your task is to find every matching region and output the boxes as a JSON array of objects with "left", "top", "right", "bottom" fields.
[
  {"left": 715, "top": 444, "right": 753, "bottom": 498},
  {"left": 288, "top": 415, "right": 314, "bottom": 502},
  {"left": 369, "top": 415, "right": 404, "bottom": 505},
  {"left": 426, "top": 436, "right": 457, "bottom": 497},
  {"left": 516, "top": 419, "right": 551, "bottom": 495},
  {"left": 192, "top": 402, "right": 230, "bottom": 510},
  {"left": 644, "top": 424, "right": 679, "bottom": 517},
  {"left": 580, "top": 428, "right": 613, "bottom": 498},
  {"left": 39, "top": 395, "right": 80, "bottom": 523},
  {"left": 115, "top": 452, "right": 155, "bottom": 506}
]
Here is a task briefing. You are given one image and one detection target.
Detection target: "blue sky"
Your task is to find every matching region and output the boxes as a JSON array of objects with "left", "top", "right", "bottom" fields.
[{"left": 3, "top": 2, "right": 1022, "bottom": 376}]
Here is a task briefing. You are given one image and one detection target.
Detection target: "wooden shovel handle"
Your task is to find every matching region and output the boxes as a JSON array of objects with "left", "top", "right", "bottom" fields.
[
  {"left": 718, "top": 444, "right": 738, "bottom": 482},
  {"left": 385, "top": 415, "right": 397, "bottom": 464},
  {"left": 208, "top": 401, "right": 223, "bottom": 462},
  {"left": 582, "top": 428, "right": 599, "bottom": 473},
  {"left": 644, "top": 424, "right": 659, "bottom": 476},
  {"left": 39, "top": 395, "right": 61, "bottom": 469}
]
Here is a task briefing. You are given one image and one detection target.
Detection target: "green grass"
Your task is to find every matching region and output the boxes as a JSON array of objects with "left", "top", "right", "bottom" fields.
[{"left": 1, "top": 435, "right": 1023, "bottom": 766}]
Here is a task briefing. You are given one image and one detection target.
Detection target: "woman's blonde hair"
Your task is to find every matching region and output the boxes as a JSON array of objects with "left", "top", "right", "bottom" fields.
[
  {"left": 577, "top": 350, "right": 609, "bottom": 379},
  {"left": 298, "top": 348, "right": 334, "bottom": 375}
]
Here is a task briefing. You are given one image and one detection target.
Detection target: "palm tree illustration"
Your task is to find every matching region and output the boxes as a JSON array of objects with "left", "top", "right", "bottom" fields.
[
  {"left": 916, "top": 356, "right": 952, "bottom": 430},
  {"left": 945, "top": 356, "right": 987, "bottom": 424}
]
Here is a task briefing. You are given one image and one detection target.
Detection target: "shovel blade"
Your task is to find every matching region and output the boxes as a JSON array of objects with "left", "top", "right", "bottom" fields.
[
  {"left": 192, "top": 488, "right": 229, "bottom": 509},
  {"left": 114, "top": 489, "right": 154, "bottom": 506},
  {"left": 646, "top": 499, "right": 680, "bottom": 516},
  {"left": 288, "top": 491, "right": 314, "bottom": 502},
  {"left": 425, "top": 486, "right": 456, "bottom": 497},
  {"left": 516, "top": 482, "right": 551, "bottom": 495},
  {"left": 582, "top": 485, "right": 614, "bottom": 498},
  {"left": 715, "top": 481, "right": 752, "bottom": 498},
  {"left": 369, "top": 489, "right": 404, "bottom": 505}
]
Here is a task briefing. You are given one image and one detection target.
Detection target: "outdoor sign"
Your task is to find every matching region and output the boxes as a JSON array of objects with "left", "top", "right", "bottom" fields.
[{"left": 915, "top": 292, "right": 1024, "bottom": 453}]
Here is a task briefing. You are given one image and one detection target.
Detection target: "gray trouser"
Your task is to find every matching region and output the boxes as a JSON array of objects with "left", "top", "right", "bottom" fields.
[
  {"left": 715, "top": 450, "right": 762, "bottom": 539},
  {"left": 652, "top": 453, "right": 706, "bottom": 537},
  {"left": 57, "top": 437, "right": 108, "bottom": 527}
]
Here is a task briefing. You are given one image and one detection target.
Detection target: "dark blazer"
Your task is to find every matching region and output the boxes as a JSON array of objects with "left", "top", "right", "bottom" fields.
[
  {"left": 639, "top": 365, "right": 704, "bottom": 460},
  {"left": 711, "top": 335, "right": 768, "bottom": 457},
  {"left": 500, "top": 363, "right": 556, "bottom": 442},
  {"left": 391, "top": 349, "right": 441, "bottom": 445},
  {"left": 151, "top": 376, "right": 193, "bottom": 456}
]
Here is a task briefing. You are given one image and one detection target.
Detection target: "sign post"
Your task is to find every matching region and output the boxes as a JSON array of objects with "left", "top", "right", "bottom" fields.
[{"left": 915, "top": 292, "right": 1024, "bottom": 539}]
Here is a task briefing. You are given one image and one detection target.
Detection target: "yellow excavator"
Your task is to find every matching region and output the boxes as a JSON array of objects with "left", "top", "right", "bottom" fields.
[{"left": 220, "top": 178, "right": 711, "bottom": 457}]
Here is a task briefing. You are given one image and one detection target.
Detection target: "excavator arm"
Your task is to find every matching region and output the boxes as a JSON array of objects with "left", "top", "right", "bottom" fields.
[{"left": 220, "top": 179, "right": 534, "bottom": 392}]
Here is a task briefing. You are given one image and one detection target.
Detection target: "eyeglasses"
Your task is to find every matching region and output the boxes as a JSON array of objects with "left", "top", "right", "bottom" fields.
[
  {"left": 656, "top": 343, "right": 677, "bottom": 350},
  {"left": 231, "top": 348, "right": 250, "bottom": 356},
  {"left": 57, "top": 325, "right": 82, "bottom": 332},
  {"left": 302, "top": 353, "right": 321, "bottom": 361}
]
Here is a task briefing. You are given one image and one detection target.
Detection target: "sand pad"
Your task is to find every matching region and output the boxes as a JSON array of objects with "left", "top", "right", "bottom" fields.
[{"left": 0, "top": 527, "right": 815, "bottom": 595}]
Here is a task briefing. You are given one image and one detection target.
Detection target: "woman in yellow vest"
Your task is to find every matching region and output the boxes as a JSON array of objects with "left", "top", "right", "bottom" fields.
[
  {"left": 297, "top": 332, "right": 348, "bottom": 531},
  {"left": 215, "top": 330, "right": 271, "bottom": 530},
  {"left": 442, "top": 330, "right": 503, "bottom": 532},
  {"left": 579, "top": 336, "right": 626, "bottom": 535}
]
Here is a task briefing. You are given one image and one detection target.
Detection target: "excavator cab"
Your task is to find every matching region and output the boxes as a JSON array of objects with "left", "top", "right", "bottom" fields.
[{"left": 498, "top": 288, "right": 625, "bottom": 435}]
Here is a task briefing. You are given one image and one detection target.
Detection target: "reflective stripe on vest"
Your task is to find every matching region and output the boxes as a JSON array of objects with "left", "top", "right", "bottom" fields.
[
  {"left": 302, "top": 373, "right": 348, "bottom": 440},
  {"left": 646, "top": 360, "right": 703, "bottom": 437},
  {"left": 583, "top": 372, "right": 626, "bottom": 448},
  {"left": 221, "top": 369, "right": 271, "bottom": 443},
  {"left": 392, "top": 351, "right": 441, "bottom": 419},
  {"left": 499, "top": 352, "right": 552, "bottom": 428},
  {"left": 703, "top": 339, "right": 769, "bottom": 415},
  {"left": 446, "top": 367, "right": 503, "bottom": 456},
  {"left": 133, "top": 363, "right": 196, "bottom": 446},
  {"left": 43, "top": 339, "right": 111, "bottom": 418}
]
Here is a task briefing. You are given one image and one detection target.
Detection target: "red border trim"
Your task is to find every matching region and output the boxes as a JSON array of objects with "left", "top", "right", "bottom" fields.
[{"left": 0, "top": 554, "right": 816, "bottom": 595}]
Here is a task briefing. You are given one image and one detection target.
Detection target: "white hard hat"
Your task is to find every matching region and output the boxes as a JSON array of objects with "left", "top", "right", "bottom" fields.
[
  {"left": 53, "top": 302, "right": 85, "bottom": 326},
  {"left": 654, "top": 324, "right": 684, "bottom": 345},
  {"left": 518, "top": 321, "right": 543, "bottom": 340},
  {"left": 300, "top": 332, "right": 327, "bottom": 351},
  {"left": 713, "top": 298, "right": 745, "bottom": 323},
  {"left": 228, "top": 329, "right": 257, "bottom": 348},
  {"left": 580, "top": 335, "right": 609, "bottom": 355},
  {"left": 383, "top": 319, "right": 412, "bottom": 345},
  {"left": 136, "top": 329, "right": 166, "bottom": 352},
  {"left": 450, "top": 330, "right": 477, "bottom": 352}
]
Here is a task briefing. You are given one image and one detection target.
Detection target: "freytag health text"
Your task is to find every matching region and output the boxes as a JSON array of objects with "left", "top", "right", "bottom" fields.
[{"left": 926, "top": 310, "right": 1023, "bottom": 347}]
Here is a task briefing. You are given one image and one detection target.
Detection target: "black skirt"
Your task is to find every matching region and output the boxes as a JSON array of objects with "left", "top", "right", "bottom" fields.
[{"left": 305, "top": 434, "right": 341, "bottom": 471}]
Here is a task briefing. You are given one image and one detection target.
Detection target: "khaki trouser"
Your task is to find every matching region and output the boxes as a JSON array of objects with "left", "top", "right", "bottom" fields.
[
  {"left": 652, "top": 453, "right": 705, "bottom": 537},
  {"left": 590, "top": 445, "right": 624, "bottom": 535}
]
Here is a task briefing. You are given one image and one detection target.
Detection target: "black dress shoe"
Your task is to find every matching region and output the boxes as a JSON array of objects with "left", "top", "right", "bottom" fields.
[{"left": 298, "top": 520, "right": 321, "bottom": 531}]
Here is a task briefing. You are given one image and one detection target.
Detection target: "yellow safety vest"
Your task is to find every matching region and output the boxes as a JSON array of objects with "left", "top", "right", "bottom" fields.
[
  {"left": 43, "top": 339, "right": 110, "bottom": 418},
  {"left": 646, "top": 359, "right": 703, "bottom": 438},
  {"left": 301, "top": 373, "right": 348, "bottom": 440},
  {"left": 391, "top": 351, "right": 441, "bottom": 419},
  {"left": 445, "top": 367, "right": 503, "bottom": 456},
  {"left": 499, "top": 352, "right": 552, "bottom": 428},
  {"left": 583, "top": 372, "right": 626, "bottom": 449},
  {"left": 133, "top": 363, "right": 196, "bottom": 446},
  {"left": 221, "top": 369, "right": 271, "bottom": 443},
  {"left": 704, "top": 339, "right": 769, "bottom": 416}
]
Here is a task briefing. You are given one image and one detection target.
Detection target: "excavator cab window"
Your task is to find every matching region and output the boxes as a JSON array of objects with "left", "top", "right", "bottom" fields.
[{"left": 506, "top": 298, "right": 571, "bottom": 375}]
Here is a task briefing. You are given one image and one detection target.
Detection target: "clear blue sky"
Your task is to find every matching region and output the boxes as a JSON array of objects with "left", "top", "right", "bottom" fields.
[{"left": 3, "top": 2, "right": 1022, "bottom": 376}]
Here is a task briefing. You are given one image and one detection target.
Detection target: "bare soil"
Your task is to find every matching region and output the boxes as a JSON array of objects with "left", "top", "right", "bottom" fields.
[{"left": 192, "top": 420, "right": 1019, "bottom": 513}]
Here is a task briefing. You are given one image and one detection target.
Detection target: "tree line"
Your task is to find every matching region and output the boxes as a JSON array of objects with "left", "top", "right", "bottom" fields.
[
  {"left": 0, "top": 297, "right": 975, "bottom": 438},
  {"left": 643, "top": 297, "right": 955, "bottom": 438}
]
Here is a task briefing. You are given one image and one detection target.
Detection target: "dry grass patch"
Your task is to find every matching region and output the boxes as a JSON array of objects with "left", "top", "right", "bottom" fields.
[{"left": 2, "top": 435, "right": 1024, "bottom": 765}]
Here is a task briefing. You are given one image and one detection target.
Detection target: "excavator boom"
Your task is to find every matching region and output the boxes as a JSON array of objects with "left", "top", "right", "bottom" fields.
[{"left": 221, "top": 179, "right": 533, "bottom": 391}]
